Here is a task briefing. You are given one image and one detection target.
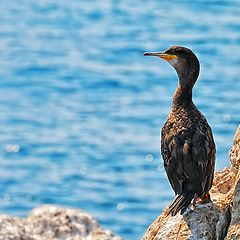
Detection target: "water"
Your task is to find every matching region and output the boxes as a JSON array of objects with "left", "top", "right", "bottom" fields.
[{"left": 0, "top": 1, "right": 239, "bottom": 239}]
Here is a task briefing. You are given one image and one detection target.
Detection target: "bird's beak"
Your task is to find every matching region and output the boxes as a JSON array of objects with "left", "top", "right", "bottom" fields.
[{"left": 144, "top": 52, "right": 177, "bottom": 61}]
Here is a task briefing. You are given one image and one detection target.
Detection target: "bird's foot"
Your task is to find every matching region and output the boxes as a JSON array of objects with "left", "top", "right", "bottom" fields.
[
  {"left": 196, "top": 193, "right": 211, "bottom": 204},
  {"left": 190, "top": 193, "right": 211, "bottom": 212}
]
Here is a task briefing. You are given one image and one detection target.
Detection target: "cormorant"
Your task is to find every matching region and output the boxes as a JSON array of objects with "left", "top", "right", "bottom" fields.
[{"left": 144, "top": 46, "right": 216, "bottom": 216}]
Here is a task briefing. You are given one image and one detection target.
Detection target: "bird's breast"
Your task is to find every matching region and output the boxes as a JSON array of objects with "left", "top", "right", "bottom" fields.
[{"left": 162, "top": 107, "right": 204, "bottom": 143}]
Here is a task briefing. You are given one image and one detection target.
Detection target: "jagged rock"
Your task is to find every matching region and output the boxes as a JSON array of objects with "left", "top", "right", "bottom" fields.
[
  {"left": 142, "top": 125, "right": 240, "bottom": 240},
  {"left": 225, "top": 126, "right": 240, "bottom": 240},
  {"left": 229, "top": 126, "right": 240, "bottom": 175},
  {"left": 0, "top": 205, "right": 122, "bottom": 240}
]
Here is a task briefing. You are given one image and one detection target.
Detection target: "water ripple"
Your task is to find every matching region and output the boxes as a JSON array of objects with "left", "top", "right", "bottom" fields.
[{"left": 0, "top": 1, "right": 239, "bottom": 239}]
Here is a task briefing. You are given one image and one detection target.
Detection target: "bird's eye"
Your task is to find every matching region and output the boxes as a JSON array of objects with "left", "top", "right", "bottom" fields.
[{"left": 174, "top": 47, "right": 183, "bottom": 53}]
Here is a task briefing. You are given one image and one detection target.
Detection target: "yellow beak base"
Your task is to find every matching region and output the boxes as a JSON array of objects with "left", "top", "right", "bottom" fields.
[{"left": 160, "top": 54, "right": 177, "bottom": 61}]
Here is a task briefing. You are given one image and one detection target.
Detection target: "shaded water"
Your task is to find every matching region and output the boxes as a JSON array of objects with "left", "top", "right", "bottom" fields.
[{"left": 0, "top": 1, "right": 239, "bottom": 239}]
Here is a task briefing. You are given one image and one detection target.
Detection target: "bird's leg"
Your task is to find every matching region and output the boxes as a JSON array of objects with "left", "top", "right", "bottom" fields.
[{"left": 191, "top": 193, "right": 198, "bottom": 211}]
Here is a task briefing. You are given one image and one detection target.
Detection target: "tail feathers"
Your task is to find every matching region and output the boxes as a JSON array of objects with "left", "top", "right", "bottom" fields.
[{"left": 168, "top": 194, "right": 194, "bottom": 216}]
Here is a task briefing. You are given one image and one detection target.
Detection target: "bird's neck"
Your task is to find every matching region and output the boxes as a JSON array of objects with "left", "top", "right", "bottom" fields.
[
  {"left": 172, "top": 61, "right": 199, "bottom": 108},
  {"left": 172, "top": 85, "right": 192, "bottom": 107},
  {"left": 172, "top": 75, "right": 194, "bottom": 108}
]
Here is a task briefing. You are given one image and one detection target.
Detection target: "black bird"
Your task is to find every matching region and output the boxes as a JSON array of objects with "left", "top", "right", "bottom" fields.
[{"left": 144, "top": 46, "right": 215, "bottom": 216}]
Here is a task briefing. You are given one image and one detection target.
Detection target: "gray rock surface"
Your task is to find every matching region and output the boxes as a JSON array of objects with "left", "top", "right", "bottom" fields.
[{"left": 0, "top": 205, "right": 122, "bottom": 240}]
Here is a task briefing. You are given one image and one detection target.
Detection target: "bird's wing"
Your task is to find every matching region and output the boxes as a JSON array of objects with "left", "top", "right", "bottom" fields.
[
  {"left": 161, "top": 129, "right": 184, "bottom": 194},
  {"left": 161, "top": 125, "right": 215, "bottom": 195},
  {"left": 190, "top": 126, "right": 215, "bottom": 193}
]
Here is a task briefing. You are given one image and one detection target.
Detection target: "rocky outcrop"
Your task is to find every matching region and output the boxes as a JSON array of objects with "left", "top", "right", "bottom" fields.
[
  {"left": 0, "top": 205, "right": 122, "bottom": 240},
  {"left": 142, "top": 125, "right": 240, "bottom": 240},
  {"left": 225, "top": 125, "right": 240, "bottom": 240}
]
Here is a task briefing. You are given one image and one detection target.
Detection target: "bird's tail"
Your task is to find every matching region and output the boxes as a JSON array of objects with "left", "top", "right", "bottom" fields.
[{"left": 168, "top": 194, "right": 194, "bottom": 216}]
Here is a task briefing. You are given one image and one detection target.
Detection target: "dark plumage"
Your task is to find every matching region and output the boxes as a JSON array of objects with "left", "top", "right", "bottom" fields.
[{"left": 144, "top": 46, "right": 215, "bottom": 216}]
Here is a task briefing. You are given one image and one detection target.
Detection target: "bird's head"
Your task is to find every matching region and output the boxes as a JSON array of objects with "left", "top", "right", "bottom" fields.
[{"left": 144, "top": 46, "right": 200, "bottom": 88}]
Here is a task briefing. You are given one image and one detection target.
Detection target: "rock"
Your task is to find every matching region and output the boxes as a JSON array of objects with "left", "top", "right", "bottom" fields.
[
  {"left": 229, "top": 126, "right": 240, "bottom": 175},
  {"left": 0, "top": 205, "right": 122, "bottom": 240},
  {"left": 225, "top": 126, "right": 240, "bottom": 240},
  {"left": 142, "top": 125, "right": 240, "bottom": 240}
]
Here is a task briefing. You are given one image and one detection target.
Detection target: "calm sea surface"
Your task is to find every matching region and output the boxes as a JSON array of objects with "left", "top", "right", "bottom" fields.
[{"left": 0, "top": 1, "right": 239, "bottom": 239}]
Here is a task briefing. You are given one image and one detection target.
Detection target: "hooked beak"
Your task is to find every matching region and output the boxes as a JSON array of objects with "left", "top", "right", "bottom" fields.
[{"left": 144, "top": 52, "right": 177, "bottom": 61}]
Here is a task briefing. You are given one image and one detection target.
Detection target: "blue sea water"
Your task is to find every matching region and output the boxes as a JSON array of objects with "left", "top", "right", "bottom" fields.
[{"left": 0, "top": 0, "right": 239, "bottom": 239}]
